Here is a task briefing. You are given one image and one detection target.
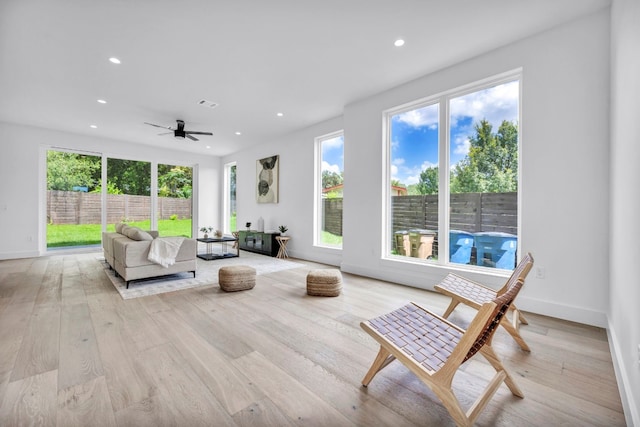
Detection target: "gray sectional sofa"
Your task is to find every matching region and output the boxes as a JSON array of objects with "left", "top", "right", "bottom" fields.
[{"left": 102, "top": 224, "right": 197, "bottom": 288}]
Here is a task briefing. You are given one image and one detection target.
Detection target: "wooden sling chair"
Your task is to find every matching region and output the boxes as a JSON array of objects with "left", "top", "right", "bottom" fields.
[
  {"left": 360, "top": 277, "right": 526, "bottom": 427},
  {"left": 434, "top": 252, "right": 534, "bottom": 352}
]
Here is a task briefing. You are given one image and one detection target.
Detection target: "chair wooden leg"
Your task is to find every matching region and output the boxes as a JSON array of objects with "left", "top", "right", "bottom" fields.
[
  {"left": 514, "top": 306, "right": 529, "bottom": 325},
  {"left": 500, "top": 316, "right": 530, "bottom": 352},
  {"left": 431, "top": 384, "right": 472, "bottom": 427},
  {"left": 442, "top": 299, "right": 461, "bottom": 318},
  {"left": 361, "top": 346, "right": 395, "bottom": 387},
  {"left": 480, "top": 346, "right": 524, "bottom": 398},
  {"left": 466, "top": 369, "right": 508, "bottom": 425}
]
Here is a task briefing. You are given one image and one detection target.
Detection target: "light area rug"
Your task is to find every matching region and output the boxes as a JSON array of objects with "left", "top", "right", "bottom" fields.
[{"left": 102, "top": 251, "right": 303, "bottom": 300}]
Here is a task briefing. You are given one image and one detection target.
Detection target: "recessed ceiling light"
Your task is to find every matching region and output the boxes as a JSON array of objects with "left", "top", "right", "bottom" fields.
[
  {"left": 90, "top": 125, "right": 97, "bottom": 129},
  {"left": 109, "top": 57, "right": 121, "bottom": 64},
  {"left": 276, "top": 112, "right": 284, "bottom": 117},
  {"left": 97, "top": 99, "right": 107, "bottom": 104},
  {"left": 206, "top": 146, "right": 211, "bottom": 149},
  {"left": 235, "top": 131, "right": 242, "bottom": 135},
  {"left": 394, "top": 39, "right": 405, "bottom": 47}
]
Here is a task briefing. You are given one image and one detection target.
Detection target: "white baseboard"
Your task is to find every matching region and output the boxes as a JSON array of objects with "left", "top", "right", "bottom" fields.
[
  {"left": 0, "top": 250, "right": 40, "bottom": 260},
  {"left": 517, "top": 295, "right": 608, "bottom": 328},
  {"left": 290, "top": 250, "right": 341, "bottom": 268},
  {"left": 341, "top": 261, "right": 608, "bottom": 328},
  {"left": 607, "top": 320, "right": 639, "bottom": 427}
]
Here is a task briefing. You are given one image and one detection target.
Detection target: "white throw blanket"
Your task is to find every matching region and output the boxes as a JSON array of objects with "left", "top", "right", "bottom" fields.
[{"left": 148, "top": 237, "right": 185, "bottom": 268}]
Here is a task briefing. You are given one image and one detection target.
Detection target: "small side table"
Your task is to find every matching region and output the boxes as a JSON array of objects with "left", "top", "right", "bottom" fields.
[{"left": 275, "top": 236, "right": 290, "bottom": 259}]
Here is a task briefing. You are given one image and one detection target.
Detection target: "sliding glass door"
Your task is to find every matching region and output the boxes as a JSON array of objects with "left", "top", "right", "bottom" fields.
[
  {"left": 46, "top": 149, "right": 197, "bottom": 249},
  {"left": 106, "top": 158, "right": 151, "bottom": 232},
  {"left": 46, "top": 149, "right": 102, "bottom": 248},
  {"left": 157, "top": 164, "right": 193, "bottom": 237}
]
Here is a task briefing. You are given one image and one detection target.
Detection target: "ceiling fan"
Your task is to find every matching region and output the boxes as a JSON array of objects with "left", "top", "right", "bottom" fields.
[{"left": 144, "top": 119, "right": 212, "bottom": 141}]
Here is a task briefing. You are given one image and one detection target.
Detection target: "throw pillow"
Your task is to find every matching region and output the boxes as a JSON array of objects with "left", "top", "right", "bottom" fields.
[
  {"left": 116, "top": 223, "right": 125, "bottom": 234},
  {"left": 130, "top": 228, "right": 154, "bottom": 241}
]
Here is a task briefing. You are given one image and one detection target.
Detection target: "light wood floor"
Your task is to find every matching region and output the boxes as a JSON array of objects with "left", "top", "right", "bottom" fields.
[{"left": 0, "top": 251, "right": 626, "bottom": 426}]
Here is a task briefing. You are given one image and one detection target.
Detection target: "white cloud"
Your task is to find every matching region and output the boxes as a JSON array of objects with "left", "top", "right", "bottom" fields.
[
  {"left": 390, "top": 164, "right": 399, "bottom": 180},
  {"left": 404, "top": 174, "right": 420, "bottom": 185},
  {"left": 421, "top": 160, "right": 437, "bottom": 170},
  {"left": 322, "top": 135, "right": 344, "bottom": 149},
  {"left": 392, "top": 159, "right": 438, "bottom": 186},
  {"left": 394, "top": 104, "right": 438, "bottom": 128},
  {"left": 450, "top": 80, "right": 518, "bottom": 130},
  {"left": 322, "top": 160, "right": 341, "bottom": 174},
  {"left": 453, "top": 136, "right": 470, "bottom": 156}
]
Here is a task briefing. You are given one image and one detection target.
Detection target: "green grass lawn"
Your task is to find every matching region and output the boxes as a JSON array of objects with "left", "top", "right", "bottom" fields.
[
  {"left": 47, "top": 216, "right": 343, "bottom": 248},
  {"left": 321, "top": 231, "right": 343, "bottom": 246},
  {"left": 47, "top": 219, "right": 193, "bottom": 248}
]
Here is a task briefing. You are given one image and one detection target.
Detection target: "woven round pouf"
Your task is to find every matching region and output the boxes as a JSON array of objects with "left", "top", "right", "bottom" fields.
[
  {"left": 218, "top": 265, "right": 256, "bottom": 292},
  {"left": 306, "top": 269, "right": 342, "bottom": 297}
]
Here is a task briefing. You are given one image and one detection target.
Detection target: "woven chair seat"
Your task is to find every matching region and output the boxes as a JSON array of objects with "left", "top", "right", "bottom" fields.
[
  {"left": 306, "top": 269, "right": 342, "bottom": 296},
  {"left": 367, "top": 303, "right": 462, "bottom": 372},
  {"left": 218, "top": 265, "right": 256, "bottom": 292},
  {"left": 437, "top": 274, "right": 497, "bottom": 305},
  {"left": 434, "top": 253, "right": 534, "bottom": 352}
]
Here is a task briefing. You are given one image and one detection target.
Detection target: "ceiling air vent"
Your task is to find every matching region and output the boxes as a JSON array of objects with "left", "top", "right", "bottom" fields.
[{"left": 198, "top": 99, "right": 218, "bottom": 109}]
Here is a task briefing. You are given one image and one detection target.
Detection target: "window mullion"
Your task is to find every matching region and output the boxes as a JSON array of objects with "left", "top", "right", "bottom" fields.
[{"left": 438, "top": 98, "right": 450, "bottom": 265}]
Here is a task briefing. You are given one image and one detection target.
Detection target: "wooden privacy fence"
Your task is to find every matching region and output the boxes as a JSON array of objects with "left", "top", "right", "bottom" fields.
[
  {"left": 47, "top": 190, "right": 192, "bottom": 224},
  {"left": 319, "top": 192, "right": 517, "bottom": 237},
  {"left": 322, "top": 198, "right": 343, "bottom": 236},
  {"left": 392, "top": 192, "right": 518, "bottom": 235}
]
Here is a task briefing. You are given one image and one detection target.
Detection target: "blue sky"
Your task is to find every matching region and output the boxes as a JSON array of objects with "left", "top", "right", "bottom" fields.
[{"left": 391, "top": 80, "right": 519, "bottom": 186}]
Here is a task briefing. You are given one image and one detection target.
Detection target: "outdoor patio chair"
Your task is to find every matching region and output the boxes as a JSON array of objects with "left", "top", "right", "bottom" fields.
[
  {"left": 434, "top": 252, "right": 534, "bottom": 351},
  {"left": 360, "top": 276, "right": 527, "bottom": 427}
]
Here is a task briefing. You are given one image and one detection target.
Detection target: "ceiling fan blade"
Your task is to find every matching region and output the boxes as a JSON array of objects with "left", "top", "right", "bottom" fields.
[
  {"left": 185, "top": 131, "right": 213, "bottom": 135},
  {"left": 186, "top": 134, "right": 199, "bottom": 141},
  {"left": 144, "top": 122, "right": 173, "bottom": 130}
]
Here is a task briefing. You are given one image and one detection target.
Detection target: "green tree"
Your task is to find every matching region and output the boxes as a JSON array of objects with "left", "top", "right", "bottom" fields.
[
  {"left": 91, "top": 181, "right": 123, "bottom": 194},
  {"left": 158, "top": 166, "right": 192, "bottom": 198},
  {"left": 47, "top": 151, "right": 101, "bottom": 191},
  {"left": 450, "top": 119, "right": 518, "bottom": 193},
  {"left": 107, "top": 159, "right": 151, "bottom": 196},
  {"left": 416, "top": 167, "right": 439, "bottom": 194},
  {"left": 322, "top": 170, "right": 343, "bottom": 189}
]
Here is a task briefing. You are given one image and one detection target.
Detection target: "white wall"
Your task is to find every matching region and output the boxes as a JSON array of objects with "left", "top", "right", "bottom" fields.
[
  {"left": 222, "top": 10, "right": 612, "bottom": 327},
  {"left": 0, "top": 121, "right": 221, "bottom": 260},
  {"left": 609, "top": 0, "right": 640, "bottom": 424},
  {"left": 342, "top": 10, "right": 611, "bottom": 327},
  {"left": 222, "top": 116, "right": 344, "bottom": 267}
]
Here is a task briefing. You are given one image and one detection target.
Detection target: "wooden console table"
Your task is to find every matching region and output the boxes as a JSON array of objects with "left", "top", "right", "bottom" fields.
[{"left": 238, "top": 231, "right": 279, "bottom": 257}]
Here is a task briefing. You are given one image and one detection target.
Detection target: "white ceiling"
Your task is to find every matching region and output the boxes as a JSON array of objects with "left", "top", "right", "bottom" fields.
[{"left": 0, "top": 0, "right": 610, "bottom": 156}]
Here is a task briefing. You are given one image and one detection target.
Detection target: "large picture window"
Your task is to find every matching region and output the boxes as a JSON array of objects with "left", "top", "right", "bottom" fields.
[
  {"left": 387, "top": 73, "right": 520, "bottom": 271},
  {"left": 315, "top": 131, "right": 344, "bottom": 248}
]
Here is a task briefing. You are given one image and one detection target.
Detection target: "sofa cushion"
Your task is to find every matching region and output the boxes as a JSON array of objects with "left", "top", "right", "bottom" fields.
[
  {"left": 124, "top": 226, "right": 143, "bottom": 239},
  {"left": 115, "top": 223, "right": 126, "bottom": 234},
  {"left": 129, "top": 228, "right": 154, "bottom": 241}
]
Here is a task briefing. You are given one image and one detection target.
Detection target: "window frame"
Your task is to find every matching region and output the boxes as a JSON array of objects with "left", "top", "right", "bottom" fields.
[
  {"left": 314, "top": 130, "right": 344, "bottom": 249},
  {"left": 383, "top": 69, "right": 522, "bottom": 274},
  {"left": 223, "top": 161, "right": 237, "bottom": 235}
]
